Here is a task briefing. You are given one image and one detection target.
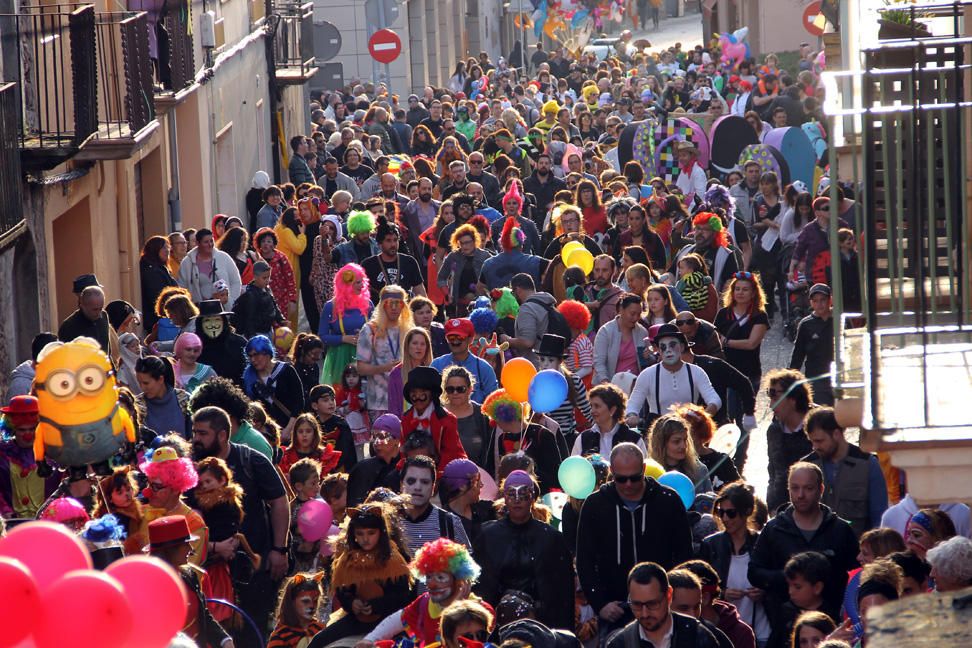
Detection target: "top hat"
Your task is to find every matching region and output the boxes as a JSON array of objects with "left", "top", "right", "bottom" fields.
[
  {"left": 534, "top": 334, "right": 567, "bottom": 358},
  {"left": 72, "top": 273, "right": 103, "bottom": 294},
  {"left": 197, "top": 299, "right": 233, "bottom": 317},
  {"left": 403, "top": 366, "right": 443, "bottom": 404}
]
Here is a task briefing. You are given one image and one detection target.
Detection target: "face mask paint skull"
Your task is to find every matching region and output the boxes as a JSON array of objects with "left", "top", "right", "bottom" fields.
[{"left": 657, "top": 338, "right": 683, "bottom": 367}]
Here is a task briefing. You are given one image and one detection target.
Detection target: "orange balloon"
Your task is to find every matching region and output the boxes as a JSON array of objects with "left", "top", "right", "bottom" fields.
[{"left": 501, "top": 358, "right": 537, "bottom": 403}]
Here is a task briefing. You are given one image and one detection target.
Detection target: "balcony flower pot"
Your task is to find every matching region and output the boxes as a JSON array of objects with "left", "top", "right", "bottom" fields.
[{"left": 878, "top": 17, "right": 931, "bottom": 41}]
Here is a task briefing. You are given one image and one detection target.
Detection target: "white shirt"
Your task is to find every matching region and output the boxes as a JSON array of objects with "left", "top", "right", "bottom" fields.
[
  {"left": 571, "top": 423, "right": 648, "bottom": 456},
  {"left": 726, "top": 553, "right": 771, "bottom": 641},
  {"left": 625, "top": 362, "right": 722, "bottom": 418},
  {"left": 880, "top": 494, "right": 972, "bottom": 538},
  {"left": 675, "top": 163, "right": 707, "bottom": 203}
]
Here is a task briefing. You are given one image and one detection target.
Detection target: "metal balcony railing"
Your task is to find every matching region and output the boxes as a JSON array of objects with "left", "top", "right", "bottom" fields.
[
  {"left": 163, "top": 0, "right": 196, "bottom": 92},
  {"left": 270, "top": 1, "right": 316, "bottom": 84},
  {"left": 0, "top": 83, "right": 24, "bottom": 238},
  {"left": 0, "top": 4, "right": 98, "bottom": 170}
]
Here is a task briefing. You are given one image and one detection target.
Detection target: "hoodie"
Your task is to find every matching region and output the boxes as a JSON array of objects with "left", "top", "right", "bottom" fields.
[
  {"left": 513, "top": 291, "right": 558, "bottom": 365},
  {"left": 712, "top": 600, "right": 756, "bottom": 648},
  {"left": 575, "top": 477, "right": 693, "bottom": 614},
  {"left": 879, "top": 493, "right": 972, "bottom": 539},
  {"left": 7, "top": 361, "right": 34, "bottom": 400}
]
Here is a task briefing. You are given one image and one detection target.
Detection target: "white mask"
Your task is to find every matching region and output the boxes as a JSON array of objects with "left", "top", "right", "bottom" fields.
[{"left": 658, "top": 338, "right": 683, "bottom": 366}]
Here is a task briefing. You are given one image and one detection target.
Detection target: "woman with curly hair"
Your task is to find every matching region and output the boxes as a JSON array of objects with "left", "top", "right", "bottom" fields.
[
  {"left": 675, "top": 403, "right": 740, "bottom": 490},
  {"left": 319, "top": 263, "right": 374, "bottom": 387},
  {"left": 357, "top": 285, "right": 414, "bottom": 421},
  {"left": 411, "top": 124, "right": 438, "bottom": 159},
  {"left": 438, "top": 223, "right": 491, "bottom": 317},
  {"left": 361, "top": 538, "right": 486, "bottom": 646},
  {"left": 482, "top": 389, "right": 563, "bottom": 493},
  {"left": 648, "top": 412, "right": 713, "bottom": 494},
  {"left": 254, "top": 226, "right": 300, "bottom": 328},
  {"left": 145, "top": 286, "right": 197, "bottom": 349}
]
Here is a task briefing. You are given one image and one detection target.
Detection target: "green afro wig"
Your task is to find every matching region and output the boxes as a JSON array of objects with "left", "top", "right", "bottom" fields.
[
  {"left": 347, "top": 210, "right": 376, "bottom": 236},
  {"left": 491, "top": 287, "right": 519, "bottom": 319}
]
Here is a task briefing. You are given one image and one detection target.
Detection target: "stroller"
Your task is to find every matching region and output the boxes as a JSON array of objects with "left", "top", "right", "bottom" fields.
[{"left": 785, "top": 270, "right": 810, "bottom": 342}]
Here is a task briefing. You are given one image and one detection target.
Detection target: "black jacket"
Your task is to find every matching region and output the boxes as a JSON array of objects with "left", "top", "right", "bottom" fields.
[
  {"left": 487, "top": 423, "right": 564, "bottom": 494},
  {"left": 140, "top": 258, "right": 178, "bottom": 330},
  {"left": 748, "top": 504, "right": 858, "bottom": 618},
  {"left": 473, "top": 517, "right": 575, "bottom": 631},
  {"left": 524, "top": 172, "right": 567, "bottom": 216},
  {"left": 765, "top": 417, "right": 814, "bottom": 512},
  {"left": 196, "top": 319, "right": 248, "bottom": 387},
  {"left": 576, "top": 424, "right": 642, "bottom": 456},
  {"left": 576, "top": 478, "right": 693, "bottom": 614},
  {"left": 319, "top": 414, "right": 358, "bottom": 473},
  {"left": 606, "top": 614, "right": 719, "bottom": 648},
  {"left": 788, "top": 314, "right": 834, "bottom": 384},
  {"left": 246, "top": 188, "right": 264, "bottom": 233},
  {"left": 232, "top": 283, "right": 284, "bottom": 338},
  {"left": 346, "top": 454, "right": 402, "bottom": 507},
  {"left": 58, "top": 310, "right": 111, "bottom": 355},
  {"left": 693, "top": 354, "right": 756, "bottom": 424},
  {"left": 698, "top": 530, "right": 759, "bottom": 589}
]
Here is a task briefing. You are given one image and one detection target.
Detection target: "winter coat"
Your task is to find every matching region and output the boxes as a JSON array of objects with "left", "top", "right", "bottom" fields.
[
  {"left": 140, "top": 257, "right": 178, "bottom": 330},
  {"left": 606, "top": 614, "right": 719, "bottom": 648},
  {"left": 178, "top": 247, "right": 243, "bottom": 307},
  {"left": 195, "top": 316, "right": 248, "bottom": 387},
  {"left": 698, "top": 530, "right": 759, "bottom": 596},
  {"left": 576, "top": 478, "right": 693, "bottom": 614},
  {"left": 765, "top": 418, "right": 813, "bottom": 512},
  {"left": 232, "top": 283, "right": 284, "bottom": 339}
]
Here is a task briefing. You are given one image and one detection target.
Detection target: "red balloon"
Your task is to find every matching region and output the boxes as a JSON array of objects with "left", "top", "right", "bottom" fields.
[
  {"left": 34, "top": 571, "right": 134, "bottom": 648},
  {"left": 0, "top": 557, "right": 40, "bottom": 647},
  {"left": 106, "top": 556, "right": 188, "bottom": 648},
  {"left": 0, "top": 521, "right": 92, "bottom": 590}
]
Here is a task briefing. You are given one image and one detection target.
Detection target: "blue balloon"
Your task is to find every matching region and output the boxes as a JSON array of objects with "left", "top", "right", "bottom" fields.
[
  {"left": 658, "top": 471, "right": 695, "bottom": 510},
  {"left": 527, "top": 370, "right": 568, "bottom": 414}
]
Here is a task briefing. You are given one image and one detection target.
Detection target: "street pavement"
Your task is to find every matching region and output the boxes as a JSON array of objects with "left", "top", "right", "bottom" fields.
[{"left": 628, "top": 10, "right": 706, "bottom": 53}]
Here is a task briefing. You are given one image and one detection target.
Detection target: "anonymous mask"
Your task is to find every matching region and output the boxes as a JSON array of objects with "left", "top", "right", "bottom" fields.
[
  {"left": 427, "top": 571, "right": 456, "bottom": 604},
  {"left": 657, "top": 338, "right": 683, "bottom": 367},
  {"left": 201, "top": 316, "right": 224, "bottom": 339}
]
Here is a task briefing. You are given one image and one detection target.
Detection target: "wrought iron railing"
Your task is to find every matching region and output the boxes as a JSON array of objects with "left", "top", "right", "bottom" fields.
[
  {"left": 93, "top": 11, "right": 156, "bottom": 138},
  {"left": 0, "top": 4, "right": 97, "bottom": 165},
  {"left": 163, "top": 0, "right": 196, "bottom": 91},
  {"left": 0, "top": 83, "right": 24, "bottom": 237},
  {"left": 271, "top": 1, "right": 314, "bottom": 78}
]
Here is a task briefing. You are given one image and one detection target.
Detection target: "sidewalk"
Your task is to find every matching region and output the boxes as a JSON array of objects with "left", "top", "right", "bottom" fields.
[{"left": 630, "top": 11, "right": 705, "bottom": 52}]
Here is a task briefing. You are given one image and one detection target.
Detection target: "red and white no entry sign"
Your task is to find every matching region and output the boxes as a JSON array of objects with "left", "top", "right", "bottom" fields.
[
  {"left": 802, "top": 1, "right": 825, "bottom": 37},
  {"left": 368, "top": 28, "right": 402, "bottom": 64}
]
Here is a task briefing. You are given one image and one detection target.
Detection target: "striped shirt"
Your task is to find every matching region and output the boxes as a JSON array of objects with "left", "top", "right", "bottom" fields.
[
  {"left": 402, "top": 504, "right": 471, "bottom": 556},
  {"left": 548, "top": 372, "right": 593, "bottom": 437},
  {"left": 566, "top": 334, "right": 594, "bottom": 379}
]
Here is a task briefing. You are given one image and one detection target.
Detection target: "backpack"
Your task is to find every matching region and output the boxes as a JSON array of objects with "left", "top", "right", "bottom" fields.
[{"left": 525, "top": 295, "right": 572, "bottom": 341}]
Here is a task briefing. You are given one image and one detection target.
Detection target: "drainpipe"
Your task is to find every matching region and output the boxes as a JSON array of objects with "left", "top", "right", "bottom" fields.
[
  {"left": 167, "top": 110, "right": 182, "bottom": 231},
  {"left": 265, "top": 3, "right": 282, "bottom": 182}
]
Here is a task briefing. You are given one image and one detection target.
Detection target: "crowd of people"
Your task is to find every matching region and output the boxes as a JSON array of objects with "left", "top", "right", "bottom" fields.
[{"left": 1, "top": 28, "right": 966, "bottom": 648}]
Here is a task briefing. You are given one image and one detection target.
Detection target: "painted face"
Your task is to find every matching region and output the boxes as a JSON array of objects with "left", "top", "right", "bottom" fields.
[
  {"left": 537, "top": 355, "right": 560, "bottom": 371},
  {"left": 427, "top": 571, "right": 456, "bottom": 604},
  {"left": 657, "top": 338, "right": 683, "bottom": 366},
  {"left": 402, "top": 466, "right": 434, "bottom": 508},
  {"left": 295, "top": 592, "right": 320, "bottom": 623}
]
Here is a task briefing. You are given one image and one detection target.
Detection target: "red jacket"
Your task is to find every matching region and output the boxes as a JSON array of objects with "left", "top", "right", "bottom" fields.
[{"left": 400, "top": 406, "right": 467, "bottom": 472}]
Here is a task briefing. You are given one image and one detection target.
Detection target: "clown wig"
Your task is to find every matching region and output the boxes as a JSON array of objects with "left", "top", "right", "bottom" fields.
[
  {"left": 347, "top": 210, "right": 376, "bottom": 237},
  {"left": 482, "top": 389, "right": 522, "bottom": 424},
  {"left": 412, "top": 537, "right": 481, "bottom": 582},
  {"left": 500, "top": 217, "right": 526, "bottom": 253},
  {"left": 173, "top": 332, "right": 203, "bottom": 358},
  {"left": 501, "top": 180, "right": 524, "bottom": 214},
  {"left": 702, "top": 184, "right": 735, "bottom": 218},
  {"left": 141, "top": 455, "right": 199, "bottom": 494},
  {"left": 469, "top": 307, "right": 499, "bottom": 335},
  {"left": 253, "top": 227, "right": 278, "bottom": 248},
  {"left": 692, "top": 212, "right": 729, "bottom": 249},
  {"left": 491, "top": 287, "right": 519, "bottom": 319},
  {"left": 558, "top": 300, "right": 591, "bottom": 332},
  {"left": 450, "top": 223, "right": 482, "bottom": 251},
  {"left": 333, "top": 263, "right": 370, "bottom": 319}
]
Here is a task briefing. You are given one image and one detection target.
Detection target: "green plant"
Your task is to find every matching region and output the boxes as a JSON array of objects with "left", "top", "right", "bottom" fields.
[{"left": 881, "top": 0, "right": 931, "bottom": 25}]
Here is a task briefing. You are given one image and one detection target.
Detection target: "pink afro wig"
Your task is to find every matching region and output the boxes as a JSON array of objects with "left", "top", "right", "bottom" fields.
[
  {"left": 558, "top": 300, "right": 591, "bottom": 332},
  {"left": 333, "top": 263, "right": 371, "bottom": 319},
  {"left": 482, "top": 389, "right": 522, "bottom": 424},
  {"left": 140, "top": 455, "right": 199, "bottom": 494},
  {"left": 411, "top": 538, "right": 481, "bottom": 581}
]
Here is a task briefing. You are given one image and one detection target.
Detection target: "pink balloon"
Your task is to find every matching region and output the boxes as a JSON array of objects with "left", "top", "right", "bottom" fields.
[
  {"left": 478, "top": 467, "right": 498, "bottom": 501},
  {"left": 0, "top": 557, "right": 40, "bottom": 647},
  {"left": 318, "top": 524, "right": 342, "bottom": 558},
  {"left": 297, "top": 498, "right": 334, "bottom": 542},
  {"left": 0, "top": 521, "right": 92, "bottom": 591},
  {"left": 106, "top": 556, "right": 188, "bottom": 648},
  {"left": 34, "top": 571, "right": 133, "bottom": 648}
]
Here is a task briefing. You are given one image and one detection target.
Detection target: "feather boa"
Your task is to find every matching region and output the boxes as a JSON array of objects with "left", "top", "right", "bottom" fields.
[
  {"left": 194, "top": 484, "right": 245, "bottom": 524},
  {"left": 331, "top": 547, "right": 412, "bottom": 589}
]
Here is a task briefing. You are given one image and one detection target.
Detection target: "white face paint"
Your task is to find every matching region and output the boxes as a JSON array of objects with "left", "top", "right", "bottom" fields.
[
  {"left": 295, "top": 592, "right": 320, "bottom": 623},
  {"left": 658, "top": 338, "right": 683, "bottom": 366},
  {"left": 427, "top": 571, "right": 456, "bottom": 604},
  {"left": 201, "top": 316, "right": 224, "bottom": 339},
  {"left": 402, "top": 467, "right": 434, "bottom": 508},
  {"left": 537, "top": 355, "right": 560, "bottom": 371}
]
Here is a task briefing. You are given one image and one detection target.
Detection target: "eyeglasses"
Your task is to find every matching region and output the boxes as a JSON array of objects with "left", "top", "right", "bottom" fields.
[
  {"left": 627, "top": 597, "right": 667, "bottom": 611},
  {"left": 733, "top": 271, "right": 755, "bottom": 280},
  {"left": 613, "top": 472, "right": 643, "bottom": 484},
  {"left": 675, "top": 318, "right": 696, "bottom": 327},
  {"left": 469, "top": 160, "right": 484, "bottom": 165},
  {"left": 36, "top": 365, "right": 113, "bottom": 399},
  {"left": 815, "top": 205, "right": 830, "bottom": 212},
  {"left": 445, "top": 385, "right": 468, "bottom": 394},
  {"left": 714, "top": 506, "right": 739, "bottom": 519}
]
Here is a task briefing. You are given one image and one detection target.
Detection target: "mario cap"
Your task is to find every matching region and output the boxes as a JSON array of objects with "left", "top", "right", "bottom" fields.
[{"left": 444, "top": 318, "right": 475, "bottom": 339}]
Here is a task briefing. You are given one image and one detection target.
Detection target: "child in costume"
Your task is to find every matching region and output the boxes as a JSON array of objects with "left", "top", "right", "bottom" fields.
[
  {"left": 279, "top": 413, "right": 343, "bottom": 476},
  {"left": 93, "top": 466, "right": 146, "bottom": 555},
  {"left": 557, "top": 300, "right": 594, "bottom": 389},
  {"left": 319, "top": 260, "right": 374, "bottom": 387},
  {"left": 468, "top": 307, "right": 507, "bottom": 378},
  {"left": 361, "top": 538, "right": 490, "bottom": 646},
  {"left": 194, "top": 456, "right": 260, "bottom": 624},
  {"left": 268, "top": 572, "right": 327, "bottom": 648},
  {"left": 675, "top": 253, "right": 718, "bottom": 322},
  {"left": 482, "top": 390, "right": 563, "bottom": 494},
  {"left": 309, "top": 502, "right": 414, "bottom": 646},
  {"left": 335, "top": 363, "right": 369, "bottom": 454},
  {"left": 490, "top": 288, "right": 519, "bottom": 342}
]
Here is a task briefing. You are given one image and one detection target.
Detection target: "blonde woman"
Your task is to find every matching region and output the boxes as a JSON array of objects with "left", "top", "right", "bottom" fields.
[
  {"left": 356, "top": 285, "right": 413, "bottom": 422},
  {"left": 387, "top": 326, "right": 433, "bottom": 418},
  {"left": 649, "top": 412, "right": 713, "bottom": 493}
]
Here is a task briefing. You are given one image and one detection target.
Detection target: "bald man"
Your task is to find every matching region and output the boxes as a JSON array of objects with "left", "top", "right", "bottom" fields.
[{"left": 57, "top": 285, "right": 112, "bottom": 354}]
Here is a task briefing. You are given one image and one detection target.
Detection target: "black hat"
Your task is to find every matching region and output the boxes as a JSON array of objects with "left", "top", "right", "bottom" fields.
[
  {"left": 197, "top": 299, "right": 233, "bottom": 317},
  {"left": 651, "top": 323, "right": 688, "bottom": 347},
  {"left": 72, "top": 273, "right": 102, "bottom": 293},
  {"left": 808, "top": 283, "right": 832, "bottom": 298},
  {"left": 403, "top": 366, "right": 443, "bottom": 404},
  {"left": 534, "top": 334, "right": 567, "bottom": 358}
]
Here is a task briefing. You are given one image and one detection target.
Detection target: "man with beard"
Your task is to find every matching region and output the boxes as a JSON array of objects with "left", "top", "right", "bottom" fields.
[
  {"left": 671, "top": 213, "right": 740, "bottom": 294},
  {"left": 399, "top": 455, "right": 470, "bottom": 555},
  {"left": 606, "top": 563, "right": 719, "bottom": 648},
  {"left": 435, "top": 193, "right": 475, "bottom": 266},
  {"left": 377, "top": 172, "right": 410, "bottom": 212},
  {"left": 195, "top": 300, "right": 247, "bottom": 386},
  {"left": 466, "top": 152, "right": 501, "bottom": 206},
  {"left": 625, "top": 324, "right": 721, "bottom": 429},
  {"left": 320, "top": 155, "right": 360, "bottom": 201},
  {"left": 403, "top": 177, "right": 440, "bottom": 257},
  {"left": 523, "top": 153, "right": 567, "bottom": 220},
  {"left": 362, "top": 217, "right": 426, "bottom": 302},
  {"left": 190, "top": 406, "right": 290, "bottom": 638},
  {"left": 488, "top": 181, "right": 542, "bottom": 256},
  {"left": 585, "top": 254, "right": 625, "bottom": 337},
  {"left": 441, "top": 160, "right": 469, "bottom": 202},
  {"left": 189, "top": 377, "right": 273, "bottom": 459},
  {"left": 467, "top": 182, "right": 502, "bottom": 224}
]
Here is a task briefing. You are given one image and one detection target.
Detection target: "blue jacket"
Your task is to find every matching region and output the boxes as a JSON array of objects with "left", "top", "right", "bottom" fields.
[{"left": 430, "top": 353, "right": 498, "bottom": 404}]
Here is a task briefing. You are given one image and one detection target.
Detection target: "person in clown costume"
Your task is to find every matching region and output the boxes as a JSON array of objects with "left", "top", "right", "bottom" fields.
[
  {"left": 357, "top": 538, "right": 491, "bottom": 647},
  {"left": 140, "top": 446, "right": 209, "bottom": 566},
  {"left": 482, "top": 389, "right": 563, "bottom": 494},
  {"left": 671, "top": 211, "right": 740, "bottom": 294},
  {"left": 0, "top": 395, "right": 59, "bottom": 519}
]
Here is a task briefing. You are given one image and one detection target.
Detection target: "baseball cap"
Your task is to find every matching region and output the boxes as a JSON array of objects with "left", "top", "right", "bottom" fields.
[
  {"left": 444, "top": 318, "right": 475, "bottom": 338},
  {"left": 809, "top": 283, "right": 832, "bottom": 298}
]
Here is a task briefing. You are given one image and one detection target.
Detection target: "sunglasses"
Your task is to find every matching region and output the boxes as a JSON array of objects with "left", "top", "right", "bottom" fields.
[
  {"left": 445, "top": 385, "right": 468, "bottom": 394},
  {"left": 714, "top": 507, "right": 739, "bottom": 519},
  {"left": 613, "top": 472, "right": 643, "bottom": 484},
  {"left": 675, "top": 318, "right": 696, "bottom": 327},
  {"left": 733, "top": 271, "right": 755, "bottom": 280},
  {"left": 815, "top": 205, "right": 830, "bottom": 212},
  {"left": 447, "top": 336, "right": 466, "bottom": 344}
]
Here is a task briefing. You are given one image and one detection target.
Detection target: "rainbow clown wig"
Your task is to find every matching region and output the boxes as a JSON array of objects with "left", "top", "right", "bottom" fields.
[
  {"left": 411, "top": 537, "right": 481, "bottom": 582},
  {"left": 500, "top": 217, "right": 526, "bottom": 253},
  {"left": 347, "top": 210, "right": 377, "bottom": 237},
  {"left": 333, "top": 263, "right": 370, "bottom": 319},
  {"left": 558, "top": 300, "right": 591, "bottom": 332},
  {"left": 692, "top": 211, "right": 729, "bottom": 249},
  {"left": 482, "top": 389, "right": 522, "bottom": 424}
]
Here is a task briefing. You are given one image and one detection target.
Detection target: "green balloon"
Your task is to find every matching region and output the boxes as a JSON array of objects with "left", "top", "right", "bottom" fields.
[{"left": 557, "top": 456, "right": 596, "bottom": 499}]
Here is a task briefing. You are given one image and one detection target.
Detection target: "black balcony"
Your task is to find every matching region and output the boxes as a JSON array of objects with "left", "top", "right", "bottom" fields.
[
  {"left": 270, "top": 1, "right": 317, "bottom": 85},
  {"left": 0, "top": 4, "right": 98, "bottom": 171},
  {"left": 0, "top": 82, "right": 25, "bottom": 241}
]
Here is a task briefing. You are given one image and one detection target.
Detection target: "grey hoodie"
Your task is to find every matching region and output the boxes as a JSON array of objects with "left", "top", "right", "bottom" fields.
[
  {"left": 514, "top": 291, "right": 557, "bottom": 365},
  {"left": 7, "top": 361, "right": 34, "bottom": 401}
]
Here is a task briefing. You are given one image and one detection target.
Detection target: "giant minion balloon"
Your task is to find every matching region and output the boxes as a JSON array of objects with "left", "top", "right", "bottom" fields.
[{"left": 33, "top": 337, "right": 135, "bottom": 478}]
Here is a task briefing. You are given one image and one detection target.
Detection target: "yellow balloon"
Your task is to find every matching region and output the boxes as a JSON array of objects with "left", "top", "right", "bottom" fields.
[
  {"left": 644, "top": 458, "right": 665, "bottom": 480},
  {"left": 566, "top": 248, "right": 594, "bottom": 275},
  {"left": 560, "top": 241, "right": 584, "bottom": 265}
]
